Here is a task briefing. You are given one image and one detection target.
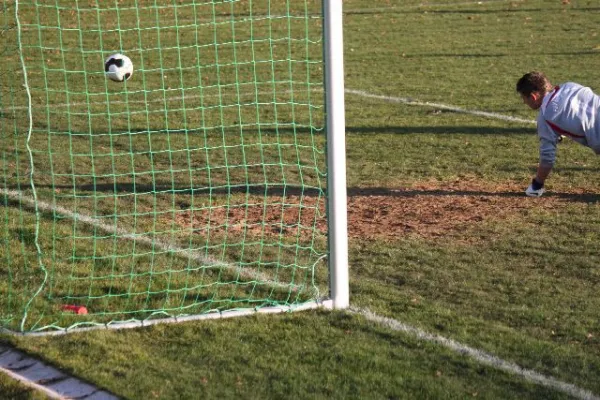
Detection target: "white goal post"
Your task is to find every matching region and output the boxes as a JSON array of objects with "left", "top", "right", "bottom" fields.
[{"left": 324, "top": 0, "right": 350, "bottom": 309}]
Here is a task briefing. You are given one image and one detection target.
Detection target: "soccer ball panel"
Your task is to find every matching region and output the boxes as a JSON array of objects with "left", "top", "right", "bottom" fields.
[{"left": 104, "top": 53, "right": 133, "bottom": 82}]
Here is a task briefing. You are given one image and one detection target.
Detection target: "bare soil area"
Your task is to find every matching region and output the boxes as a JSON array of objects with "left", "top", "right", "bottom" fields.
[{"left": 174, "top": 180, "right": 598, "bottom": 241}]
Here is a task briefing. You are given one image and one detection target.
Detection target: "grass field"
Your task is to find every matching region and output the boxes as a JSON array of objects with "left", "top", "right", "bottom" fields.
[{"left": 2, "top": 0, "right": 600, "bottom": 398}]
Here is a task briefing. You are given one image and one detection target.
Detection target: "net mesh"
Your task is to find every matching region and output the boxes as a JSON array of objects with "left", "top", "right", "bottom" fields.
[{"left": 0, "top": 0, "right": 327, "bottom": 333}]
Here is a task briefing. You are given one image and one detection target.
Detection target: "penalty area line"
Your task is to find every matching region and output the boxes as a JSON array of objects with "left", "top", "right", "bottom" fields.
[
  {"left": 3, "top": 87, "right": 533, "bottom": 128},
  {"left": 351, "top": 307, "right": 599, "bottom": 400},
  {"left": 345, "top": 88, "right": 536, "bottom": 125}
]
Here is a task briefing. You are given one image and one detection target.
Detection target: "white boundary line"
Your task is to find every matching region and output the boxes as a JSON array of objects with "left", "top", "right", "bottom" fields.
[
  {"left": 345, "top": 88, "right": 536, "bottom": 125},
  {"left": 2, "top": 87, "right": 536, "bottom": 126},
  {"left": 4, "top": 304, "right": 597, "bottom": 400},
  {"left": 0, "top": 188, "right": 299, "bottom": 291},
  {"left": 352, "top": 307, "right": 600, "bottom": 400}
]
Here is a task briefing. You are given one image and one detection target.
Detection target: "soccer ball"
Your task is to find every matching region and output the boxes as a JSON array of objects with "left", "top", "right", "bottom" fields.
[{"left": 104, "top": 53, "right": 133, "bottom": 82}]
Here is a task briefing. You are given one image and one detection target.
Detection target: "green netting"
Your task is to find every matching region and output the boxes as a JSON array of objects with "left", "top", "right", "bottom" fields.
[{"left": 0, "top": 0, "right": 327, "bottom": 333}]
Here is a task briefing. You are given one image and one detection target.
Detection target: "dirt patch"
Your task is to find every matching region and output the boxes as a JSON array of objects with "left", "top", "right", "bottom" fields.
[
  {"left": 348, "top": 181, "right": 536, "bottom": 240},
  {"left": 174, "top": 180, "right": 598, "bottom": 241},
  {"left": 175, "top": 197, "right": 328, "bottom": 240}
]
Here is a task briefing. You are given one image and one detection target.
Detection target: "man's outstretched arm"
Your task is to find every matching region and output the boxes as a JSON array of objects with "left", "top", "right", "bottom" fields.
[{"left": 526, "top": 133, "right": 558, "bottom": 197}]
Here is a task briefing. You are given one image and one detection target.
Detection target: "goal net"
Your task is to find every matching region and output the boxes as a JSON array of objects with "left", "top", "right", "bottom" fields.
[{"left": 0, "top": 0, "right": 344, "bottom": 334}]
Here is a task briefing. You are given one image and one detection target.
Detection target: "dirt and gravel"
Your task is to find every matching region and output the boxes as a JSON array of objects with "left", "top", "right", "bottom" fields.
[{"left": 175, "top": 180, "right": 598, "bottom": 241}]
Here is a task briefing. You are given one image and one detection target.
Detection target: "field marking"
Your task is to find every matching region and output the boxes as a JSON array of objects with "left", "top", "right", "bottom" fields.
[
  {"left": 0, "top": 88, "right": 318, "bottom": 112},
  {"left": 345, "top": 88, "right": 536, "bottom": 125},
  {"left": 352, "top": 307, "right": 600, "bottom": 400},
  {"left": 0, "top": 188, "right": 301, "bottom": 288},
  {"left": 2, "top": 87, "right": 536, "bottom": 127}
]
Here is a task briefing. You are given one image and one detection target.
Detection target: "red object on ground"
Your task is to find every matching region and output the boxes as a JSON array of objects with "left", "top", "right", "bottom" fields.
[{"left": 61, "top": 305, "right": 88, "bottom": 315}]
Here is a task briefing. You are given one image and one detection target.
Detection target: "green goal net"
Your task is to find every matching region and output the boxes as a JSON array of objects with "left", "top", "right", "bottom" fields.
[{"left": 0, "top": 0, "right": 330, "bottom": 334}]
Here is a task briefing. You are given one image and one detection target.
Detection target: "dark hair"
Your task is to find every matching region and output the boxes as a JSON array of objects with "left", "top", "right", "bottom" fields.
[{"left": 516, "top": 71, "right": 552, "bottom": 96}]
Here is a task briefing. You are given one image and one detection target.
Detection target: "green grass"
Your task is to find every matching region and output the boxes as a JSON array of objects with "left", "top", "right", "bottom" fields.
[
  {"left": 7, "top": 311, "right": 581, "bottom": 400},
  {"left": 2, "top": 0, "right": 600, "bottom": 398}
]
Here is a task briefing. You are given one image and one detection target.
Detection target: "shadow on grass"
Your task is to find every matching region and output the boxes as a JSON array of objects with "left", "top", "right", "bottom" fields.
[
  {"left": 400, "top": 51, "right": 600, "bottom": 59},
  {"left": 345, "top": 126, "right": 534, "bottom": 135},
  {"left": 343, "top": 7, "right": 600, "bottom": 16},
  {"left": 345, "top": 187, "right": 600, "bottom": 204},
  {"left": 22, "top": 183, "right": 600, "bottom": 204},
  {"left": 27, "top": 125, "right": 536, "bottom": 137}
]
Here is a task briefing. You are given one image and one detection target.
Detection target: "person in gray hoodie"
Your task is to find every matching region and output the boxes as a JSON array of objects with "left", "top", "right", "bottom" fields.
[{"left": 516, "top": 71, "right": 600, "bottom": 197}]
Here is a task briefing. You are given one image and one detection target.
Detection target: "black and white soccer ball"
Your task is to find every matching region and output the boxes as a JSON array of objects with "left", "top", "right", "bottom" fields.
[{"left": 104, "top": 53, "right": 133, "bottom": 82}]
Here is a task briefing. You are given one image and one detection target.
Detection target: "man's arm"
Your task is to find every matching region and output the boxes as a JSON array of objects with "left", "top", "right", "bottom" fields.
[{"left": 525, "top": 135, "right": 557, "bottom": 197}]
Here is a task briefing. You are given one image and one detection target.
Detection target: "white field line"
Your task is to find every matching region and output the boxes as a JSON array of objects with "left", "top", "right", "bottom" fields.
[
  {"left": 2, "top": 87, "right": 535, "bottom": 126},
  {"left": 0, "top": 188, "right": 298, "bottom": 290},
  {"left": 345, "top": 88, "right": 536, "bottom": 125},
  {"left": 0, "top": 88, "right": 321, "bottom": 111},
  {"left": 352, "top": 307, "right": 600, "bottom": 400}
]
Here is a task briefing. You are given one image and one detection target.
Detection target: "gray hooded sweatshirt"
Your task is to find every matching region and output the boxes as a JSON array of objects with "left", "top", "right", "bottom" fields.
[{"left": 537, "top": 82, "right": 600, "bottom": 167}]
